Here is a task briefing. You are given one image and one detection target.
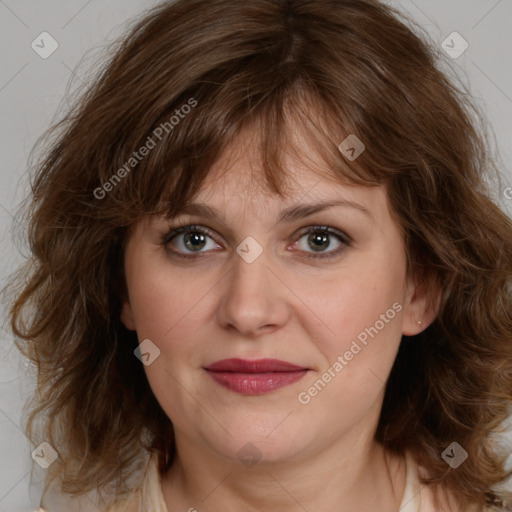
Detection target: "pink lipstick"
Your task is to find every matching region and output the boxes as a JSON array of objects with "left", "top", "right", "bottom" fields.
[{"left": 203, "top": 358, "right": 308, "bottom": 395}]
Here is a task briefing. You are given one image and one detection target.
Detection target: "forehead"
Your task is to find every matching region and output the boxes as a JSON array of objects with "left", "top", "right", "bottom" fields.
[
  {"left": 188, "top": 124, "right": 387, "bottom": 216},
  {"left": 195, "top": 120, "right": 349, "bottom": 193}
]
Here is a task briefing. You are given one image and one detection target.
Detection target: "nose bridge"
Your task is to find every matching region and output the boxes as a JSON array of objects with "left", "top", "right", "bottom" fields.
[{"left": 216, "top": 241, "right": 289, "bottom": 335}]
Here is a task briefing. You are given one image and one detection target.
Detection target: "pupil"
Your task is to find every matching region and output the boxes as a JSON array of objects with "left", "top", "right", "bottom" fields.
[
  {"left": 185, "top": 232, "right": 206, "bottom": 251},
  {"left": 309, "top": 232, "right": 329, "bottom": 251}
]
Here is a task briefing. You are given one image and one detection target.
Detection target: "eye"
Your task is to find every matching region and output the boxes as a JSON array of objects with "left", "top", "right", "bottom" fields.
[
  {"left": 160, "top": 224, "right": 351, "bottom": 260},
  {"left": 161, "top": 225, "right": 220, "bottom": 258},
  {"left": 292, "top": 225, "right": 351, "bottom": 259}
]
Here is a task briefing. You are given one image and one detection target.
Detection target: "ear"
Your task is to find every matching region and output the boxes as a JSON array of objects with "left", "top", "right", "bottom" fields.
[
  {"left": 120, "top": 299, "right": 137, "bottom": 331},
  {"left": 401, "top": 271, "right": 441, "bottom": 336}
]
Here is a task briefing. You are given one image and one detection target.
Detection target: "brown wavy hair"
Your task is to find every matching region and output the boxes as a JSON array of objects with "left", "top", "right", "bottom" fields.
[{"left": 3, "top": 0, "right": 512, "bottom": 510}]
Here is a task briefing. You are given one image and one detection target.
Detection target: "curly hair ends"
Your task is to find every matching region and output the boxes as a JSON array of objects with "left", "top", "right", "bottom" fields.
[{"left": 3, "top": 0, "right": 512, "bottom": 510}]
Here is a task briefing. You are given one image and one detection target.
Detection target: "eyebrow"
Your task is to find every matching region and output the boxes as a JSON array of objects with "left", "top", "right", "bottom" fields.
[{"left": 169, "top": 199, "right": 373, "bottom": 223}]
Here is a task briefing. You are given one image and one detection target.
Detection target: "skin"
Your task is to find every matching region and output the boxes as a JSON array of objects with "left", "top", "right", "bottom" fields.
[{"left": 120, "top": 125, "right": 440, "bottom": 512}]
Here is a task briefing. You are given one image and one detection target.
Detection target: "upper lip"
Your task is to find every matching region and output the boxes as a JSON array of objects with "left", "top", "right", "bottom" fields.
[{"left": 204, "top": 358, "right": 307, "bottom": 373}]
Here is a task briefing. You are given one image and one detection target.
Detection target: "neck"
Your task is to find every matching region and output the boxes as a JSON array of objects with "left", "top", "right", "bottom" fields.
[{"left": 161, "top": 430, "right": 406, "bottom": 512}]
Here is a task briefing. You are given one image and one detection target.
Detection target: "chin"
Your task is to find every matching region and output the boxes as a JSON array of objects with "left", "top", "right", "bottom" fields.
[{"left": 200, "top": 420, "right": 312, "bottom": 466}]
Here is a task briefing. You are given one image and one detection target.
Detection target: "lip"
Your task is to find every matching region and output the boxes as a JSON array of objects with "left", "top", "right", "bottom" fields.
[
  {"left": 203, "top": 358, "right": 309, "bottom": 395},
  {"left": 204, "top": 358, "right": 306, "bottom": 372}
]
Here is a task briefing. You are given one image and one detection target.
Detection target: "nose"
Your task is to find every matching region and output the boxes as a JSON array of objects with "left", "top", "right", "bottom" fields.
[{"left": 216, "top": 248, "right": 291, "bottom": 337}]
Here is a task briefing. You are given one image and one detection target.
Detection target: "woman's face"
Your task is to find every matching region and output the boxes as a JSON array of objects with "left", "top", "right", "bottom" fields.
[{"left": 120, "top": 128, "right": 432, "bottom": 466}]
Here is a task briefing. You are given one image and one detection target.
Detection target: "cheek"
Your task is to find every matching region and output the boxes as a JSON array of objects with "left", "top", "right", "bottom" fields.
[
  {"left": 294, "top": 249, "right": 406, "bottom": 358},
  {"left": 126, "top": 260, "right": 212, "bottom": 423},
  {"left": 127, "top": 254, "right": 212, "bottom": 342},
  {"left": 295, "top": 269, "right": 405, "bottom": 418}
]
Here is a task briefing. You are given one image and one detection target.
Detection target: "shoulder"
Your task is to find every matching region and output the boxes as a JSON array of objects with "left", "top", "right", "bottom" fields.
[
  {"left": 401, "top": 451, "right": 500, "bottom": 512},
  {"left": 104, "top": 451, "right": 167, "bottom": 512},
  {"left": 39, "top": 452, "right": 165, "bottom": 512}
]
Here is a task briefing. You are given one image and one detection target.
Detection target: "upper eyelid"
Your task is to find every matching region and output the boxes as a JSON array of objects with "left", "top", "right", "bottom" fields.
[{"left": 163, "top": 203, "right": 368, "bottom": 242}]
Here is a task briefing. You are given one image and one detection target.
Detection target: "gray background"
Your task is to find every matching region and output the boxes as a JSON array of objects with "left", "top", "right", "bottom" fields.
[{"left": 0, "top": 0, "right": 511, "bottom": 510}]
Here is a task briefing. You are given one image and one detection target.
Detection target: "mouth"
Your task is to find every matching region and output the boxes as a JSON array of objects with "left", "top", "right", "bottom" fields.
[{"left": 203, "top": 358, "right": 309, "bottom": 395}]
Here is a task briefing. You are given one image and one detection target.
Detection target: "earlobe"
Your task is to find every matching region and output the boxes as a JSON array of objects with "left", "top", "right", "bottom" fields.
[
  {"left": 401, "top": 274, "right": 441, "bottom": 336},
  {"left": 120, "top": 300, "right": 137, "bottom": 331}
]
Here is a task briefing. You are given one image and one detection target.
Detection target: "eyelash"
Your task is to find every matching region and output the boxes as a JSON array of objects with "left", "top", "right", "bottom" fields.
[{"left": 159, "top": 224, "right": 352, "bottom": 260}]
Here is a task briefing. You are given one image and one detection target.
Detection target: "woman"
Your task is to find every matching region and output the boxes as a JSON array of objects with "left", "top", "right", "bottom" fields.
[{"left": 5, "top": 0, "right": 512, "bottom": 510}]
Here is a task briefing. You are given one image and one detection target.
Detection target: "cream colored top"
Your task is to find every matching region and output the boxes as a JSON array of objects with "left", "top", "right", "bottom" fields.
[{"left": 39, "top": 450, "right": 489, "bottom": 511}]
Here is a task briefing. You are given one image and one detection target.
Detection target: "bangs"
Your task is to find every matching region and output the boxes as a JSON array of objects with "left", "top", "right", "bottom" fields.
[
  {"left": 119, "top": 80, "right": 388, "bottom": 224},
  {"left": 136, "top": 83, "right": 386, "bottom": 224}
]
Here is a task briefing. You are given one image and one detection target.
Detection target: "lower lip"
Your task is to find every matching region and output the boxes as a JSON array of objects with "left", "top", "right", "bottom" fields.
[{"left": 205, "top": 370, "right": 308, "bottom": 395}]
